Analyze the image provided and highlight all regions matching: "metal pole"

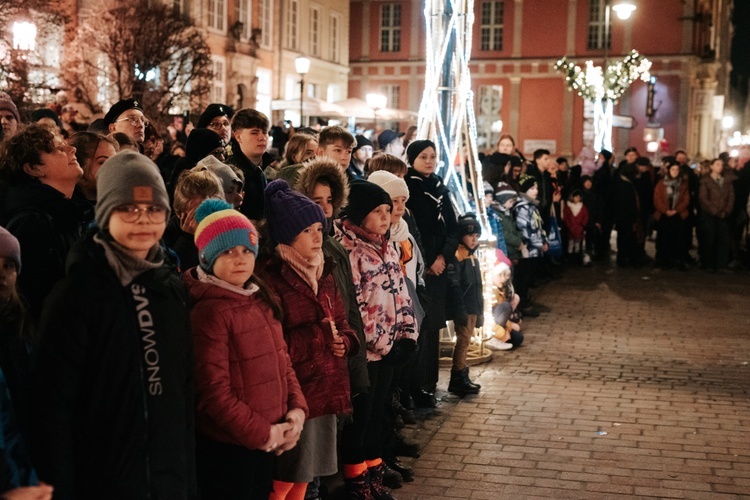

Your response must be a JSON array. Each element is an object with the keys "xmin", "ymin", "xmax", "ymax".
[
  {"xmin": 604, "ymin": 0, "xmax": 610, "ymax": 68},
  {"xmin": 300, "ymin": 77, "xmax": 305, "ymax": 127}
]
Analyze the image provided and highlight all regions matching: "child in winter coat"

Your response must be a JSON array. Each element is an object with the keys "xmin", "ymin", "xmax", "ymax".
[
  {"xmin": 0, "ymin": 227, "xmax": 53, "ymax": 500},
  {"xmin": 489, "ymin": 262, "xmax": 523, "ymax": 350},
  {"xmin": 183, "ymin": 199, "xmax": 308, "ymax": 499},
  {"xmin": 493, "ymin": 183, "xmax": 525, "ymax": 265},
  {"xmin": 31, "ymin": 150, "xmax": 197, "ymax": 500},
  {"xmin": 163, "ymin": 168, "xmax": 223, "ymax": 272},
  {"xmin": 513, "ymin": 175, "xmax": 548, "ymax": 317},
  {"xmin": 260, "ymin": 180, "xmax": 359, "ymax": 500},
  {"xmin": 335, "ymin": 179, "xmax": 418, "ymax": 499},
  {"xmin": 562, "ymin": 189, "xmax": 589, "ymax": 264},
  {"xmin": 447, "ymin": 213, "xmax": 484, "ymax": 395}
]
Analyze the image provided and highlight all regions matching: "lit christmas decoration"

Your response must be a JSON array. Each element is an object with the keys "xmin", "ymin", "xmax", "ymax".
[
  {"xmin": 418, "ymin": 0, "xmax": 495, "ymax": 365},
  {"xmin": 416, "ymin": 0, "xmax": 490, "ymax": 234},
  {"xmin": 555, "ymin": 49, "xmax": 651, "ymax": 151}
]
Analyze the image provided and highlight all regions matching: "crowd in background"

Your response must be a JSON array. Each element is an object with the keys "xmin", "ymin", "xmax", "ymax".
[{"xmin": 0, "ymin": 88, "xmax": 748, "ymax": 500}]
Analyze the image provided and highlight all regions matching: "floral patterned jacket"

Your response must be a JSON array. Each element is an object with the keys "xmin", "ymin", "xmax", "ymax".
[{"xmin": 335, "ymin": 219, "xmax": 418, "ymax": 361}]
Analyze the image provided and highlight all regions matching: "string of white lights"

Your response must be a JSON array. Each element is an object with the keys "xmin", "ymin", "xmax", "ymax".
[{"xmin": 416, "ymin": 0, "xmax": 492, "ymax": 235}]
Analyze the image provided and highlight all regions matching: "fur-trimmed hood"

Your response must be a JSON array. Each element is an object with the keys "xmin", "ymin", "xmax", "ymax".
[{"xmin": 295, "ymin": 158, "xmax": 350, "ymax": 216}]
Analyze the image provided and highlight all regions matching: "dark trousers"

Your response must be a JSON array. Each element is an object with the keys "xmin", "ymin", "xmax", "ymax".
[
  {"xmin": 513, "ymin": 257, "xmax": 539, "ymax": 308},
  {"xmin": 196, "ymin": 434, "xmax": 273, "ymax": 500},
  {"xmin": 655, "ymin": 215, "xmax": 687, "ymax": 267},
  {"xmin": 699, "ymin": 215, "xmax": 730, "ymax": 270}
]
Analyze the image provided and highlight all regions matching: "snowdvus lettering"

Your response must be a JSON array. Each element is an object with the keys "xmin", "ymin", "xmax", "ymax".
[{"xmin": 131, "ymin": 284, "xmax": 163, "ymax": 396}]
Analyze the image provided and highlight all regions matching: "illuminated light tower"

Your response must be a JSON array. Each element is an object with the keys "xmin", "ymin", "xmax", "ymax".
[{"xmin": 416, "ymin": 0, "xmax": 489, "ymax": 232}]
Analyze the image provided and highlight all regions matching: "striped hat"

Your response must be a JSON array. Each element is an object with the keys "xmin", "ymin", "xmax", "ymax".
[{"xmin": 194, "ymin": 198, "xmax": 258, "ymax": 272}]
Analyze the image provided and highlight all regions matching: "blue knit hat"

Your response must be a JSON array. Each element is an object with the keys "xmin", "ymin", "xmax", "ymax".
[
  {"xmin": 194, "ymin": 199, "xmax": 258, "ymax": 272},
  {"xmin": 264, "ymin": 179, "xmax": 326, "ymax": 246}
]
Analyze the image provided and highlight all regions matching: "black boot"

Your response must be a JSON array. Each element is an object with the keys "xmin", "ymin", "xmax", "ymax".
[
  {"xmin": 463, "ymin": 366, "xmax": 481, "ymax": 390},
  {"xmin": 448, "ymin": 368, "xmax": 480, "ymax": 395},
  {"xmin": 384, "ymin": 455, "xmax": 414, "ymax": 482},
  {"xmin": 381, "ymin": 463, "xmax": 403, "ymax": 489},
  {"xmin": 344, "ymin": 469, "xmax": 374, "ymax": 500},
  {"xmin": 368, "ymin": 463, "xmax": 396, "ymax": 499}
]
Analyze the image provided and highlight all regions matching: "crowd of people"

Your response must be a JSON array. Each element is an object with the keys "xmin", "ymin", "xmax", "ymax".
[
  {"xmin": 0, "ymin": 88, "xmax": 748, "ymax": 500},
  {"xmin": 481, "ymin": 134, "xmax": 750, "ymax": 276}
]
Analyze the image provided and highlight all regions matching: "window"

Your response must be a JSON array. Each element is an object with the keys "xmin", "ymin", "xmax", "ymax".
[
  {"xmin": 380, "ymin": 4, "xmax": 401, "ymax": 52},
  {"xmin": 260, "ymin": 0, "xmax": 273, "ymax": 48},
  {"xmin": 480, "ymin": 1, "xmax": 503, "ymax": 51},
  {"xmin": 208, "ymin": 0, "xmax": 226, "ymax": 32},
  {"xmin": 236, "ymin": 0, "xmax": 251, "ymax": 39},
  {"xmin": 587, "ymin": 0, "xmax": 611, "ymax": 50},
  {"xmin": 286, "ymin": 0, "xmax": 299, "ymax": 50},
  {"xmin": 381, "ymin": 84, "xmax": 400, "ymax": 109},
  {"xmin": 212, "ymin": 56, "xmax": 226, "ymax": 103},
  {"xmin": 310, "ymin": 7, "xmax": 320, "ymax": 56},
  {"xmin": 330, "ymin": 14, "xmax": 340, "ymax": 63},
  {"xmin": 256, "ymin": 68, "xmax": 272, "ymax": 119},
  {"xmin": 173, "ymin": 0, "xmax": 189, "ymax": 17}
]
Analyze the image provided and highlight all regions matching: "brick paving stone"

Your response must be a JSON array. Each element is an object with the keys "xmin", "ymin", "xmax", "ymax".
[{"xmin": 392, "ymin": 263, "xmax": 750, "ymax": 499}]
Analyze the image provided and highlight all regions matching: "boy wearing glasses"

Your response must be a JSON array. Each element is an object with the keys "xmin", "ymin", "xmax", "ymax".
[
  {"xmin": 104, "ymin": 99, "xmax": 149, "ymax": 144},
  {"xmin": 32, "ymin": 150, "xmax": 197, "ymax": 499}
]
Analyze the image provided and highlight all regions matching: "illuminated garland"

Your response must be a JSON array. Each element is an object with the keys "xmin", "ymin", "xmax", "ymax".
[{"xmin": 554, "ymin": 49, "xmax": 651, "ymax": 102}]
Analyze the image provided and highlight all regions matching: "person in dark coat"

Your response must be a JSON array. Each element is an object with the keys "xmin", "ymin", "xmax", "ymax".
[
  {"xmin": 404, "ymin": 140, "xmax": 459, "ymax": 406},
  {"xmin": 653, "ymin": 159, "xmax": 690, "ymax": 269},
  {"xmin": 698, "ymin": 158, "xmax": 735, "ymax": 272},
  {"xmin": 612, "ymin": 163, "xmax": 645, "ymax": 267},
  {"xmin": 0, "ymin": 125, "xmax": 89, "ymax": 319},
  {"xmin": 580, "ymin": 175, "xmax": 602, "ymax": 262},
  {"xmin": 30, "ymin": 151, "xmax": 197, "ymax": 500},
  {"xmin": 592, "ymin": 149, "xmax": 616, "ymax": 258},
  {"xmin": 226, "ymin": 109, "xmax": 274, "ymax": 221},
  {"xmin": 446, "ymin": 213, "xmax": 483, "ymax": 396}
]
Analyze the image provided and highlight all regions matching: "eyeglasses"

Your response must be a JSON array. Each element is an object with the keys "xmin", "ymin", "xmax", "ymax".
[
  {"xmin": 208, "ymin": 120, "xmax": 231, "ymax": 130},
  {"xmin": 113, "ymin": 205, "xmax": 167, "ymax": 223},
  {"xmin": 114, "ymin": 116, "xmax": 149, "ymax": 128}
]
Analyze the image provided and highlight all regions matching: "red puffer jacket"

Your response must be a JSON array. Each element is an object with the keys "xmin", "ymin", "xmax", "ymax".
[
  {"xmin": 184, "ymin": 269, "xmax": 308, "ymax": 450},
  {"xmin": 259, "ymin": 256, "xmax": 358, "ymax": 419}
]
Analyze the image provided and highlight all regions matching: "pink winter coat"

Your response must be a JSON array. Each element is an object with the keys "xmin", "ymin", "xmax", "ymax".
[{"xmin": 335, "ymin": 219, "xmax": 418, "ymax": 361}]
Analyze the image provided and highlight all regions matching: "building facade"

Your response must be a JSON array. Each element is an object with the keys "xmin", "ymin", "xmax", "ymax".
[{"xmin": 349, "ymin": 0, "xmax": 734, "ymax": 160}]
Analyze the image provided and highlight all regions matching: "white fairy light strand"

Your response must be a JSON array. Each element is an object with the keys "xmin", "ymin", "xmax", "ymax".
[
  {"xmin": 554, "ymin": 49, "xmax": 652, "ymax": 102},
  {"xmin": 416, "ymin": 0, "xmax": 492, "ymax": 235}
]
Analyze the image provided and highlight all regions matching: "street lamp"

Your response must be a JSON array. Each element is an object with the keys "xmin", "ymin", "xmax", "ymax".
[
  {"xmin": 366, "ymin": 93, "xmax": 387, "ymax": 133},
  {"xmin": 295, "ymin": 56, "xmax": 310, "ymax": 127},
  {"xmin": 603, "ymin": 1, "xmax": 636, "ymax": 66}
]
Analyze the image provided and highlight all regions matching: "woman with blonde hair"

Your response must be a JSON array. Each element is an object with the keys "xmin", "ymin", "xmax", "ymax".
[{"xmin": 277, "ymin": 133, "xmax": 319, "ymax": 170}]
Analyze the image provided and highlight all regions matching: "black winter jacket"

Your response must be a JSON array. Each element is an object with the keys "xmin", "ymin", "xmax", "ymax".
[
  {"xmin": 1, "ymin": 183, "xmax": 89, "ymax": 318},
  {"xmin": 31, "ymin": 231, "xmax": 197, "ymax": 500},
  {"xmin": 226, "ymin": 147, "xmax": 272, "ymax": 221}
]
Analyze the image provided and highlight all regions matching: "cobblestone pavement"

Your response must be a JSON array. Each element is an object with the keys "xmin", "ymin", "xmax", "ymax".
[{"xmin": 396, "ymin": 264, "xmax": 750, "ymax": 499}]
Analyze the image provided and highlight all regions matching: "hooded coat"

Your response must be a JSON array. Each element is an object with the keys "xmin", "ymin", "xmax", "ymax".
[
  {"xmin": 31, "ymin": 230, "xmax": 197, "ymax": 500},
  {"xmin": 294, "ymin": 160, "xmax": 369, "ymax": 394},
  {"xmin": 183, "ymin": 269, "xmax": 308, "ymax": 450}
]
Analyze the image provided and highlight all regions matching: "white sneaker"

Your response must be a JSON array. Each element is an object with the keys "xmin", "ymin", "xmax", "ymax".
[
  {"xmin": 485, "ymin": 337, "xmax": 514, "ymax": 351},
  {"xmin": 583, "ymin": 253, "xmax": 592, "ymax": 266}
]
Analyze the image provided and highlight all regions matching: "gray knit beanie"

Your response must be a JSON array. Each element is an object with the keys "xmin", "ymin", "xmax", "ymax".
[
  {"xmin": 194, "ymin": 155, "xmax": 243, "ymax": 192},
  {"xmin": 95, "ymin": 150, "xmax": 170, "ymax": 229},
  {"xmin": 0, "ymin": 92, "xmax": 20, "ymax": 124}
]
